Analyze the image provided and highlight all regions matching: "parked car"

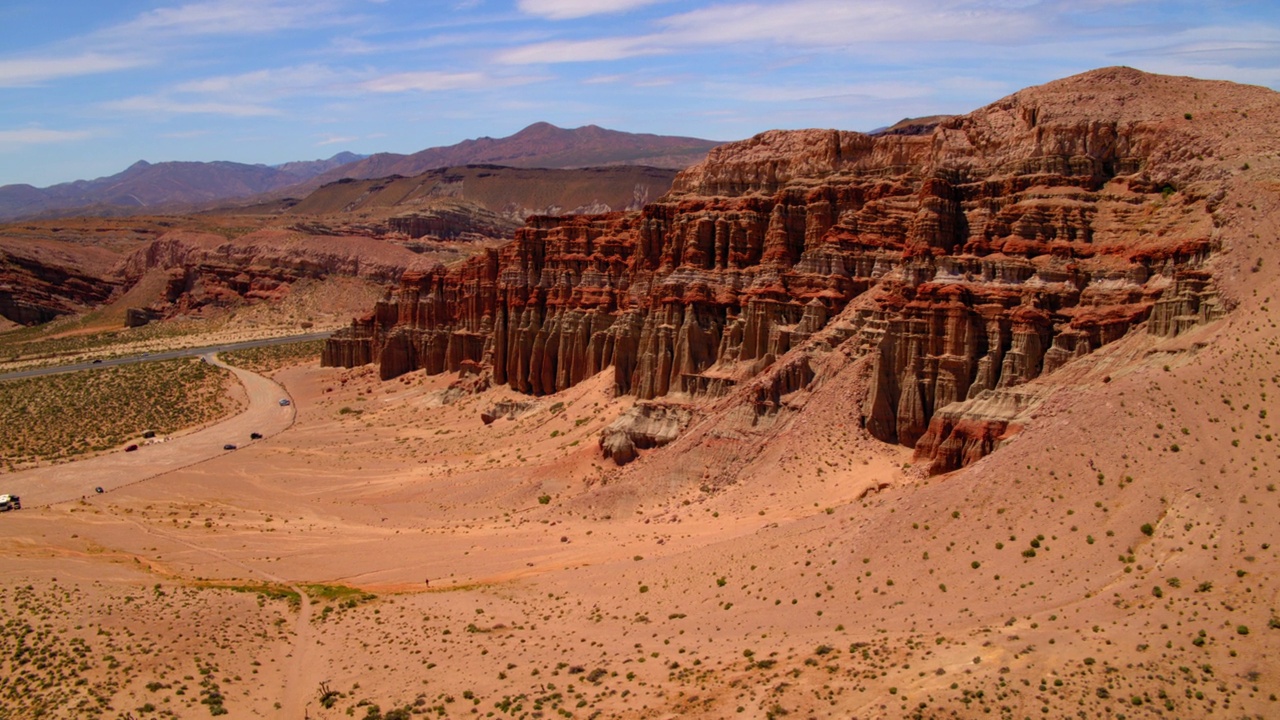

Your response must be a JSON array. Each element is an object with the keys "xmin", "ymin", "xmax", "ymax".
[
  {"xmin": 223, "ymin": 444, "xmax": 237, "ymax": 451},
  {"xmin": 125, "ymin": 444, "xmax": 139, "ymax": 452},
  {"xmin": 279, "ymin": 398, "xmax": 291, "ymax": 406},
  {"xmin": 0, "ymin": 494, "xmax": 21, "ymax": 511},
  {"xmin": 250, "ymin": 432, "xmax": 263, "ymax": 440},
  {"xmin": 142, "ymin": 430, "xmax": 156, "ymax": 439}
]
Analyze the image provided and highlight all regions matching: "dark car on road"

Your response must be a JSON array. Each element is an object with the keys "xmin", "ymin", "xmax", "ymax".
[
  {"xmin": 250, "ymin": 432, "xmax": 262, "ymax": 440},
  {"xmin": 125, "ymin": 444, "xmax": 139, "ymax": 452},
  {"xmin": 223, "ymin": 444, "xmax": 237, "ymax": 451}
]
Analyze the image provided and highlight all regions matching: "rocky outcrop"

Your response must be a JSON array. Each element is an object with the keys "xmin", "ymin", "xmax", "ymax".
[
  {"xmin": 327, "ymin": 68, "xmax": 1263, "ymax": 470},
  {"xmin": 388, "ymin": 207, "xmax": 516, "ymax": 241},
  {"xmin": 1147, "ymin": 270, "xmax": 1225, "ymax": 337},
  {"xmin": 120, "ymin": 230, "xmax": 426, "ymax": 318},
  {"xmin": 0, "ymin": 244, "xmax": 119, "ymax": 325},
  {"xmin": 480, "ymin": 400, "xmax": 537, "ymax": 425},
  {"xmin": 599, "ymin": 403, "xmax": 693, "ymax": 465},
  {"xmin": 124, "ymin": 307, "xmax": 164, "ymax": 327},
  {"xmin": 911, "ymin": 389, "xmax": 1039, "ymax": 475}
]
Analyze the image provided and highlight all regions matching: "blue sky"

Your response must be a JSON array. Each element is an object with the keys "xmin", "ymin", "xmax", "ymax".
[{"xmin": 0, "ymin": 0, "xmax": 1276, "ymax": 187}]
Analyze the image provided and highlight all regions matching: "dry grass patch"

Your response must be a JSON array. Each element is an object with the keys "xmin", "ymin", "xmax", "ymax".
[
  {"xmin": 0, "ymin": 358, "xmax": 240, "ymax": 470},
  {"xmin": 219, "ymin": 339, "xmax": 323, "ymax": 374}
]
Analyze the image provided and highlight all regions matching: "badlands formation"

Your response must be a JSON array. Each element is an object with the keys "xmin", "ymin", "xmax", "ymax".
[{"xmin": 3, "ymin": 67, "xmax": 1280, "ymax": 719}]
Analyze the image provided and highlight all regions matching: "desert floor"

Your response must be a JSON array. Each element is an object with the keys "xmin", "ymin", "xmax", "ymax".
[{"xmin": 2, "ymin": 312, "xmax": 1279, "ymax": 720}]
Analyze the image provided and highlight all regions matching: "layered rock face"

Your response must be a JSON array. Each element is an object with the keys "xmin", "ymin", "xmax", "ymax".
[
  {"xmin": 120, "ymin": 230, "xmax": 426, "ymax": 317},
  {"xmin": 0, "ymin": 244, "xmax": 119, "ymax": 325},
  {"xmin": 599, "ymin": 403, "xmax": 693, "ymax": 465},
  {"xmin": 326, "ymin": 68, "xmax": 1261, "ymax": 470},
  {"xmin": 387, "ymin": 208, "xmax": 516, "ymax": 241}
]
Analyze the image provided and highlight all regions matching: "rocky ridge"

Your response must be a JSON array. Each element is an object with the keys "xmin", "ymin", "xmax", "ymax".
[
  {"xmin": 119, "ymin": 230, "xmax": 430, "ymax": 319},
  {"xmin": 325, "ymin": 68, "xmax": 1273, "ymax": 470},
  {"xmin": 0, "ymin": 242, "xmax": 120, "ymax": 325}
]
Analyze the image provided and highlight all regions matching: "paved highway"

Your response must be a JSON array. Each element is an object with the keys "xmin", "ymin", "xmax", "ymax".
[{"xmin": 0, "ymin": 330, "xmax": 333, "ymax": 382}]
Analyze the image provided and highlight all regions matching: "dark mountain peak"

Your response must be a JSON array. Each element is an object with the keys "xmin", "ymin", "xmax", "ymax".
[{"xmin": 516, "ymin": 121, "xmax": 562, "ymax": 134}]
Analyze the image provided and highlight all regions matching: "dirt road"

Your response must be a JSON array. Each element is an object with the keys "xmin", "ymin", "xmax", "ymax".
[{"xmin": 2, "ymin": 354, "xmax": 295, "ymax": 507}]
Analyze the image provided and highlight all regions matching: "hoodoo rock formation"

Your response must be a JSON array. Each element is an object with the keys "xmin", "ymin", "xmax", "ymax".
[{"xmin": 326, "ymin": 68, "xmax": 1268, "ymax": 470}]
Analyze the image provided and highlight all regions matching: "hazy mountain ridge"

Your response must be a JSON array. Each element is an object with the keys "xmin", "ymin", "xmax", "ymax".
[
  {"xmin": 0, "ymin": 124, "xmax": 720, "ymax": 220},
  {"xmin": 0, "ymin": 154, "xmax": 359, "ymax": 220},
  {"xmin": 309, "ymin": 123, "xmax": 720, "ymax": 188}
]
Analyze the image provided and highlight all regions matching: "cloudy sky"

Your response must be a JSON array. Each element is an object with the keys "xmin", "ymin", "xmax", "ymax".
[{"xmin": 0, "ymin": 0, "xmax": 1276, "ymax": 187}]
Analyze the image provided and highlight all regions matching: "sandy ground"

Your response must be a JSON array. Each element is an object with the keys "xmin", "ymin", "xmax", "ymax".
[{"xmin": 4, "ymin": 303, "xmax": 1277, "ymax": 719}]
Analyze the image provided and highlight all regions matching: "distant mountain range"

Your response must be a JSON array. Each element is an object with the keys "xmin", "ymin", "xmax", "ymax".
[
  {"xmin": 305, "ymin": 122, "xmax": 720, "ymax": 187},
  {"xmin": 0, "ymin": 124, "xmax": 722, "ymax": 220},
  {"xmin": 0, "ymin": 153, "xmax": 364, "ymax": 220}
]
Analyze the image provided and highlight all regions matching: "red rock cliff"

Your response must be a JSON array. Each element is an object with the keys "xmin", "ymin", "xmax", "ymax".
[
  {"xmin": 119, "ymin": 229, "xmax": 428, "ymax": 317},
  {"xmin": 326, "ymin": 67, "xmax": 1270, "ymax": 469}
]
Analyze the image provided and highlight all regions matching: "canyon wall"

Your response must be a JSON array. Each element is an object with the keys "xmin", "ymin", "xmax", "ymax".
[
  {"xmin": 325, "ymin": 67, "xmax": 1258, "ymax": 470},
  {"xmin": 0, "ymin": 248, "xmax": 119, "ymax": 325},
  {"xmin": 119, "ymin": 229, "xmax": 427, "ymax": 317}
]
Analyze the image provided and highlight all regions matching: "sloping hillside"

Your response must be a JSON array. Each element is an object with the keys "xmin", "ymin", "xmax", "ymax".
[{"xmin": 287, "ymin": 164, "xmax": 678, "ymax": 222}]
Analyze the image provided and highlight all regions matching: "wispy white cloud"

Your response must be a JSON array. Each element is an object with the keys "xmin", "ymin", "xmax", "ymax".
[
  {"xmin": 327, "ymin": 30, "xmax": 519, "ymax": 56},
  {"xmin": 101, "ymin": 63, "xmax": 394, "ymax": 121},
  {"xmin": 0, "ymin": 1, "xmax": 349, "ymax": 91},
  {"xmin": 175, "ymin": 64, "xmax": 355, "ymax": 96},
  {"xmin": 106, "ymin": 0, "xmax": 345, "ymax": 38},
  {"xmin": 103, "ymin": 95, "xmax": 282, "ymax": 117},
  {"xmin": 0, "ymin": 128, "xmax": 94, "ymax": 146},
  {"xmin": 657, "ymin": 0, "xmax": 1043, "ymax": 45},
  {"xmin": 497, "ymin": 36, "xmax": 664, "ymax": 64},
  {"xmin": 362, "ymin": 70, "xmax": 488, "ymax": 92},
  {"xmin": 517, "ymin": 0, "xmax": 671, "ymax": 20},
  {"xmin": 316, "ymin": 134, "xmax": 360, "ymax": 146},
  {"xmin": 498, "ymin": 0, "xmax": 1050, "ymax": 65},
  {"xmin": 714, "ymin": 80, "xmax": 935, "ymax": 103},
  {"xmin": 1112, "ymin": 27, "xmax": 1280, "ymax": 67},
  {"xmin": 0, "ymin": 53, "xmax": 148, "ymax": 87}
]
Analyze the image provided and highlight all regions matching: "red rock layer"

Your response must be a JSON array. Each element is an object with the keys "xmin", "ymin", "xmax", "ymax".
[
  {"xmin": 326, "ymin": 67, "xmax": 1265, "ymax": 469},
  {"xmin": 120, "ymin": 229, "xmax": 426, "ymax": 317},
  {"xmin": 0, "ymin": 243, "xmax": 119, "ymax": 325}
]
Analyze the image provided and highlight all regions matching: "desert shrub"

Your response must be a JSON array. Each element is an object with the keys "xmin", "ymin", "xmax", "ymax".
[
  {"xmin": 219, "ymin": 339, "xmax": 324, "ymax": 374},
  {"xmin": 0, "ymin": 359, "xmax": 238, "ymax": 469}
]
